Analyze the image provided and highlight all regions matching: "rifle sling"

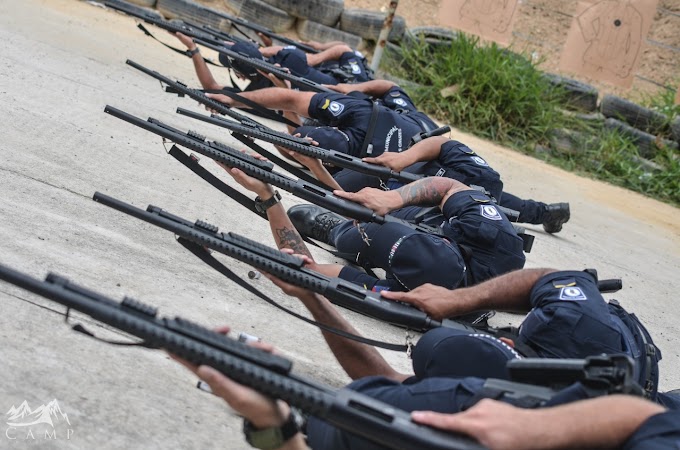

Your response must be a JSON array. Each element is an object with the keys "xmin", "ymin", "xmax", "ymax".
[
  {"xmin": 359, "ymin": 102, "xmax": 380, "ymax": 157},
  {"xmin": 136, "ymin": 23, "xmax": 221, "ymax": 67},
  {"xmin": 167, "ymin": 146, "xmax": 362, "ymax": 261},
  {"xmin": 201, "ymin": 89, "xmax": 300, "ymax": 128},
  {"xmin": 177, "ymin": 238, "xmax": 408, "ymax": 352}
]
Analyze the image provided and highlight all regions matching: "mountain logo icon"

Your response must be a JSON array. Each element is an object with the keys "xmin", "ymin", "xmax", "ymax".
[{"xmin": 6, "ymin": 400, "xmax": 71, "ymax": 428}]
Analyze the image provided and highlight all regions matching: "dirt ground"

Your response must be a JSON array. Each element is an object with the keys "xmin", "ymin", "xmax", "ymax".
[
  {"xmin": 0, "ymin": 0, "xmax": 679, "ymax": 448},
  {"xmin": 346, "ymin": 0, "xmax": 680, "ymax": 99}
]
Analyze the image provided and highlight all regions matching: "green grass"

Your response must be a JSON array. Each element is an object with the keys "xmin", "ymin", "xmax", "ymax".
[{"xmin": 382, "ymin": 34, "xmax": 680, "ymax": 206}]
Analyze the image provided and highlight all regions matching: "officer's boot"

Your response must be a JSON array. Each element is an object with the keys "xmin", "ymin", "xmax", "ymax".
[
  {"xmin": 287, "ymin": 204, "xmax": 346, "ymax": 246},
  {"xmin": 542, "ymin": 203, "xmax": 570, "ymax": 234}
]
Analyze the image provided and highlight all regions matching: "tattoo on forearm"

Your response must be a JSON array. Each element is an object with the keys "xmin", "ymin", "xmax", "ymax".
[
  {"xmin": 397, "ymin": 178, "xmax": 452, "ymax": 207},
  {"xmin": 275, "ymin": 226, "xmax": 313, "ymax": 258}
]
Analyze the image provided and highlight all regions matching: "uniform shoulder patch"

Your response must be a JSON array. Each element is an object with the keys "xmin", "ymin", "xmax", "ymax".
[
  {"xmin": 328, "ymin": 101, "xmax": 344, "ymax": 116},
  {"xmin": 321, "ymin": 99, "xmax": 331, "ymax": 110},
  {"xmin": 559, "ymin": 286, "xmax": 588, "ymax": 301},
  {"xmin": 389, "ymin": 91, "xmax": 401, "ymax": 97},
  {"xmin": 480, "ymin": 204, "xmax": 502, "ymax": 220},
  {"xmin": 471, "ymin": 156, "xmax": 488, "ymax": 166}
]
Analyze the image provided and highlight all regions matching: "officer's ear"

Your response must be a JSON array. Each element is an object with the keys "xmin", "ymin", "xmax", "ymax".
[{"xmin": 499, "ymin": 337, "xmax": 515, "ymax": 348}]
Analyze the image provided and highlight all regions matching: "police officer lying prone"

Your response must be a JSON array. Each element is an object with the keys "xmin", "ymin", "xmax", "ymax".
[
  {"xmin": 220, "ymin": 160, "xmax": 678, "ymax": 415},
  {"xmin": 222, "ymin": 158, "xmax": 525, "ymax": 319},
  {"xmin": 205, "ymin": 84, "xmax": 571, "ymax": 234},
  {"xmin": 174, "ymin": 356, "xmax": 678, "ymax": 450}
]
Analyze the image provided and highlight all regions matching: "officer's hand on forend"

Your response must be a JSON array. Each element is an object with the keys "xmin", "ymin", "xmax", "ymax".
[
  {"xmin": 380, "ymin": 283, "xmax": 456, "ymax": 321},
  {"xmin": 263, "ymin": 251, "xmax": 322, "ymax": 304},
  {"xmin": 170, "ymin": 331, "xmax": 291, "ymax": 429},
  {"xmin": 216, "ymin": 158, "xmax": 274, "ymax": 199},
  {"xmin": 173, "ymin": 31, "xmax": 196, "ymax": 50},
  {"xmin": 412, "ymin": 399, "xmax": 535, "ymax": 450},
  {"xmin": 205, "ymin": 93, "xmax": 236, "ymax": 108},
  {"xmin": 333, "ymin": 188, "xmax": 401, "ymax": 216},
  {"xmin": 363, "ymin": 152, "xmax": 409, "ymax": 172}
]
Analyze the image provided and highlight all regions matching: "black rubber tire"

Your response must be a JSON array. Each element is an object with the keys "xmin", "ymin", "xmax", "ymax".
[
  {"xmin": 260, "ymin": 0, "xmax": 344, "ymax": 26},
  {"xmin": 339, "ymin": 8, "xmax": 406, "ymax": 42},
  {"xmin": 604, "ymin": 118, "xmax": 660, "ymax": 159},
  {"xmin": 223, "ymin": 0, "xmax": 295, "ymax": 33},
  {"xmin": 404, "ymin": 26, "xmax": 457, "ymax": 48},
  {"xmin": 107, "ymin": 0, "xmax": 162, "ymax": 18},
  {"xmin": 548, "ymin": 128, "xmax": 588, "ymax": 155},
  {"xmin": 156, "ymin": 0, "xmax": 224, "ymax": 28},
  {"xmin": 542, "ymin": 73, "xmax": 598, "ymax": 112},
  {"xmin": 600, "ymin": 94, "xmax": 669, "ymax": 135},
  {"xmin": 296, "ymin": 19, "xmax": 363, "ymax": 50},
  {"xmin": 671, "ymin": 116, "xmax": 680, "ymax": 143}
]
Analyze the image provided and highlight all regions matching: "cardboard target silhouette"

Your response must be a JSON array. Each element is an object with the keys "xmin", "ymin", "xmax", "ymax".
[
  {"xmin": 438, "ymin": 0, "xmax": 519, "ymax": 45},
  {"xmin": 559, "ymin": 0, "xmax": 658, "ymax": 89}
]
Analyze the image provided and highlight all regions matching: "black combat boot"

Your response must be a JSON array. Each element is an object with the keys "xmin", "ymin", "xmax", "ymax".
[
  {"xmin": 542, "ymin": 203, "xmax": 570, "ymax": 234},
  {"xmin": 287, "ymin": 204, "xmax": 346, "ymax": 245}
]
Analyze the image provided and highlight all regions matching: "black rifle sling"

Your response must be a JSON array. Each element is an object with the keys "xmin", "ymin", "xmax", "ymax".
[
  {"xmin": 136, "ymin": 23, "xmax": 221, "ymax": 67},
  {"xmin": 177, "ymin": 238, "xmax": 408, "ymax": 352},
  {"xmin": 201, "ymin": 89, "xmax": 300, "ymax": 128},
  {"xmin": 167, "ymin": 146, "xmax": 361, "ymax": 261},
  {"xmin": 168, "ymin": 146, "xmax": 265, "ymax": 218},
  {"xmin": 359, "ymin": 102, "xmax": 380, "ymax": 157}
]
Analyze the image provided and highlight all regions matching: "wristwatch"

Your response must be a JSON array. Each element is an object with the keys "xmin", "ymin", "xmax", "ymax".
[
  {"xmin": 187, "ymin": 47, "xmax": 200, "ymax": 57},
  {"xmin": 243, "ymin": 410, "xmax": 300, "ymax": 450},
  {"xmin": 254, "ymin": 191, "xmax": 282, "ymax": 213}
]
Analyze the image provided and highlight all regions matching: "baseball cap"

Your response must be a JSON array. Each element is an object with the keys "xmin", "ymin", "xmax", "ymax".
[
  {"xmin": 219, "ymin": 41, "xmax": 263, "ymax": 79},
  {"xmin": 412, "ymin": 327, "xmax": 522, "ymax": 380},
  {"xmin": 363, "ymin": 222, "xmax": 467, "ymax": 291},
  {"xmin": 293, "ymin": 126, "xmax": 350, "ymax": 154}
]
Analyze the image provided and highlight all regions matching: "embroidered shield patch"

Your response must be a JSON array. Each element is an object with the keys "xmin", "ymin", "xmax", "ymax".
[
  {"xmin": 480, "ymin": 205, "xmax": 502, "ymax": 221},
  {"xmin": 559, "ymin": 286, "xmax": 588, "ymax": 301}
]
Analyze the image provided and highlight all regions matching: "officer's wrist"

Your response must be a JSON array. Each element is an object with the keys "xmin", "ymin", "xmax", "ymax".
[{"xmin": 256, "ymin": 187, "xmax": 276, "ymax": 202}]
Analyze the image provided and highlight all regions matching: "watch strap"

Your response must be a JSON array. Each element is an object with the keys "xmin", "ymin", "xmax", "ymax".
[
  {"xmin": 254, "ymin": 191, "xmax": 282, "ymax": 213},
  {"xmin": 243, "ymin": 410, "xmax": 299, "ymax": 450},
  {"xmin": 187, "ymin": 47, "xmax": 200, "ymax": 57}
]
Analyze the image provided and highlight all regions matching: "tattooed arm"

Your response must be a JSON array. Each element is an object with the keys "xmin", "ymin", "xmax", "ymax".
[{"xmin": 333, "ymin": 177, "xmax": 471, "ymax": 216}]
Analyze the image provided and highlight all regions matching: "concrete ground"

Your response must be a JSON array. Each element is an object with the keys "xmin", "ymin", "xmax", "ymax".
[{"xmin": 0, "ymin": 0, "xmax": 678, "ymax": 448}]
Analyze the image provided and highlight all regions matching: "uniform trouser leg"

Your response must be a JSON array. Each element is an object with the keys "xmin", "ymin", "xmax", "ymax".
[{"xmin": 499, "ymin": 191, "xmax": 547, "ymax": 224}]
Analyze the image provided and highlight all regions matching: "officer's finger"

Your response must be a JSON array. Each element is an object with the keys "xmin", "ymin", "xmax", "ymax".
[
  {"xmin": 333, "ymin": 190, "xmax": 356, "ymax": 200},
  {"xmin": 411, "ymin": 411, "xmax": 473, "ymax": 435},
  {"xmin": 362, "ymin": 157, "xmax": 379, "ymax": 164},
  {"xmin": 380, "ymin": 290, "xmax": 416, "ymax": 304}
]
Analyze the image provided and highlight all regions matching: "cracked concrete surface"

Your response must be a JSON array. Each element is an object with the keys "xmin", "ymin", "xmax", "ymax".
[{"xmin": 0, "ymin": 0, "xmax": 679, "ymax": 448}]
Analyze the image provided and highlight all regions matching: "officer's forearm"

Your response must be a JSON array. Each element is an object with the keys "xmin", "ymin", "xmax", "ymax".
[
  {"xmin": 300, "ymin": 293, "xmax": 408, "ymax": 381},
  {"xmin": 394, "ymin": 177, "xmax": 457, "ymax": 208},
  {"xmin": 237, "ymin": 88, "xmax": 315, "ymax": 117},
  {"xmin": 191, "ymin": 50, "xmax": 222, "ymax": 91},
  {"xmin": 523, "ymin": 395, "xmax": 665, "ymax": 449},
  {"xmin": 454, "ymin": 268, "xmax": 557, "ymax": 313},
  {"xmin": 266, "ymin": 202, "xmax": 314, "ymax": 260},
  {"xmin": 404, "ymin": 136, "xmax": 449, "ymax": 164},
  {"xmin": 345, "ymin": 79, "xmax": 396, "ymax": 96}
]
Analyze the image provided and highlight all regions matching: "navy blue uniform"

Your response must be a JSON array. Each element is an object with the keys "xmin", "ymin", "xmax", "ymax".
[
  {"xmin": 379, "ymin": 86, "xmax": 438, "ymax": 132},
  {"xmin": 333, "ymin": 190, "xmax": 526, "ymax": 291},
  {"xmin": 622, "ymin": 411, "xmax": 680, "ymax": 450},
  {"xmin": 316, "ymin": 50, "xmax": 373, "ymax": 83},
  {"xmin": 307, "ymin": 93, "xmax": 426, "ymax": 158},
  {"xmin": 268, "ymin": 47, "xmax": 339, "ymax": 86},
  {"xmin": 306, "ymin": 270, "xmax": 669, "ymax": 449}
]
